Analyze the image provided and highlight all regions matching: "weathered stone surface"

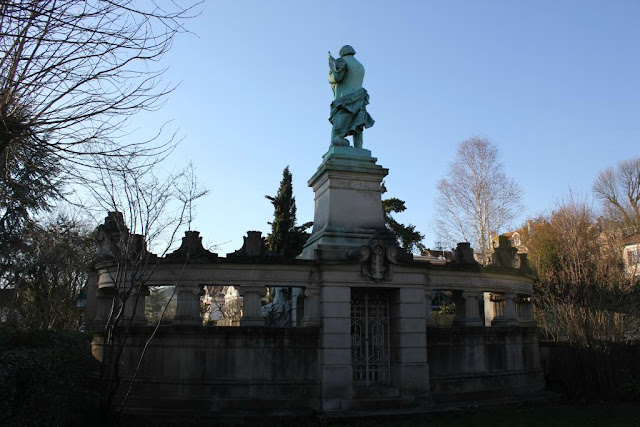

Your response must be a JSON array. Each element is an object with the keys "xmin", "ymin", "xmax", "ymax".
[
  {"xmin": 453, "ymin": 242, "xmax": 476, "ymax": 265},
  {"xmin": 227, "ymin": 231, "xmax": 273, "ymax": 258},
  {"xmin": 492, "ymin": 235, "xmax": 518, "ymax": 269},
  {"xmin": 427, "ymin": 327, "xmax": 544, "ymax": 402},
  {"xmin": 164, "ymin": 231, "xmax": 218, "ymax": 263},
  {"xmin": 93, "ymin": 327, "xmax": 321, "ymax": 412},
  {"xmin": 299, "ymin": 149, "xmax": 389, "ymax": 260}
]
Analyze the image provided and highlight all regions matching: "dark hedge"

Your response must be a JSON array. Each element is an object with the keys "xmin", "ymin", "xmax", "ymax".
[{"xmin": 0, "ymin": 328, "xmax": 94, "ymax": 426}]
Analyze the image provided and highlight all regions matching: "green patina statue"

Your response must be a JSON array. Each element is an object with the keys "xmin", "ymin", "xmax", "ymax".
[{"xmin": 328, "ymin": 45, "xmax": 374, "ymax": 148}]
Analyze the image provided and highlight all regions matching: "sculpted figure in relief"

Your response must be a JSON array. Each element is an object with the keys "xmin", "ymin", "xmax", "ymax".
[
  {"xmin": 328, "ymin": 45, "xmax": 374, "ymax": 148},
  {"xmin": 262, "ymin": 287, "xmax": 292, "ymax": 327}
]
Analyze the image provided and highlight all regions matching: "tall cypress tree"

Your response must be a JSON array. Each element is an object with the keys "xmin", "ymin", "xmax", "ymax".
[{"xmin": 265, "ymin": 166, "xmax": 312, "ymax": 258}]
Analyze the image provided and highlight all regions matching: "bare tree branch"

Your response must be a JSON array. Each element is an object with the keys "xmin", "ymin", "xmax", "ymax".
[{"xmin": 593, "ymin": 156, "xmax": 640, "ymax": 234}]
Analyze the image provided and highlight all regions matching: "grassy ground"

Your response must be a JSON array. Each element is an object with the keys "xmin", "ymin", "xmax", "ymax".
[
  {"xmin": 117, "ymin": 402, "xmax": 640, "ymax": 426},
  {"xmin": 327, "ymin": 403, "xmax": 640, "ymax": 427}
]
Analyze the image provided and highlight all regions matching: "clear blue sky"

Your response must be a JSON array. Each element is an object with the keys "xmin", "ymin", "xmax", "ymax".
[{"xmin": 139, "ymin": 1, "xmax": 640, "ymax": 254}]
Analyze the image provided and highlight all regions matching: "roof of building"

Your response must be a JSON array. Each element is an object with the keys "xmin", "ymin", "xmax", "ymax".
[{"xmin": 622, "ymin": 232, "xmax": 640, "ymax": 245}]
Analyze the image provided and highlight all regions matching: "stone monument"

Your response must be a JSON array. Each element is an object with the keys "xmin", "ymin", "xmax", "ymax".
[{"xmin": 85, "ymin": 45, "xmax": 544, "ymax": 416}]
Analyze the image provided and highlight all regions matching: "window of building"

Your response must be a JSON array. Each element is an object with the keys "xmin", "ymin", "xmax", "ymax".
[{"xmin": 628, "ymin": 249, "xmax": 640, "ymax": 265}]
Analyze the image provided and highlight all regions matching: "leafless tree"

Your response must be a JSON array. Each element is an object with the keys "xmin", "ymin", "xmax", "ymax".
[
  {"xmin": 526, "ymin": 195, "xmax": 640, "ymax": 344},
  {"xmin": 87, "ymin": 155, "xmax": 208, "ymax": 414},
  {"xmin": 434, "ymin": 137, "xmax": 523, "ymax": 263},
  {"xmin": 593, "ymin": 156, "xmax": 640, "ymax": 235},
  {"xmin": 0, "ymin": 0, "xmax": 200, "ymax": 302},
  {"xmin": 0, "ymin": 0, "xmax": 200, "ymax": 178}
]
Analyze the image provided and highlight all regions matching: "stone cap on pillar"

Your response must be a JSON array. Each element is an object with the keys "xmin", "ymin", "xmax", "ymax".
[{"xmin": 309, "ymin": 146, "xmax": 387, "ymax": 188}]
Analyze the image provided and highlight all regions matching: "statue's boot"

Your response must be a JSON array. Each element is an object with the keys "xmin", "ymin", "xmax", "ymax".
[
  {"xmin": 331, "ymin": 127, "xmax": 349, "ymax": 146},
  {"xmin": 331, "ymin": 137, "xmax": 349, "ymax": 146},
  {"xmin": 353, "ymin": 132, "xmax": 363, "ymax": 149}
]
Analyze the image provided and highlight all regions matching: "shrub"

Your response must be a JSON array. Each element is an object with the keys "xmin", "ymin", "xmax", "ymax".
[{"xmin": 0, "ymin": 328, "xmax": 94, "ymax": 426}]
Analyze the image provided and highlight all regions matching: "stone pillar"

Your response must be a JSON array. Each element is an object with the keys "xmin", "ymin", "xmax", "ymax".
[
  {"xmin": 94, "ymin": 267, "xmax": 117, "ymax": 330},
  {"xmin": 452, "ymin": 291, "xmax": 484, "ymax": 327},
  {"xmin": 290, "ymin": 287, "xmax": 302, "ymax": 327},
  {"xmin": 174, "ymin": 283, "xmax": 203, "ymax": 326},
  {"xmin": 425, "ymin": 290, "xmax": 435, "ymax": 326},
  {"xmin": 390, "ymin": 287, "xmax": 430, "ymax": 399},
  {"xmin": 320, "ymin": 286, "xmax": 352, "ymax": 410},
  {"xmin": 93, "ymin": 287, "xmax": 114, "ymax": 330},
  {"xmin": 301, "ymin": 287, "xmax": 321, "ymax": 327},
  {"xmin": 86, "ymin": 270, "xmax": 99, "ymax": 331},
  {"xmin": 122, "ymin": 285, "xmax": 149, "ymax": 326},
  {"xmin": 491, "ymin": 292, "xmax": 518, "ymax": 326},
  {"xmin": 239, "ymin": 285, "xmax": 267, "ymax": 326},
  {"xmin": 517, "ymin": 294, "xmax": 536, "ymax": 327}
]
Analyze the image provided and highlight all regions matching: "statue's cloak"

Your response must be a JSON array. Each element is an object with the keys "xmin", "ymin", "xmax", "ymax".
[{"xmin": 329, "ymin": 88, "xmax": 375, "ymax": 136}]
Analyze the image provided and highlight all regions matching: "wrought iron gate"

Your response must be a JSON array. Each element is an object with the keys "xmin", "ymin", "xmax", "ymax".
[{"xmin": 351, "ymin": 289, "xmax": 390, "ymax": 386}]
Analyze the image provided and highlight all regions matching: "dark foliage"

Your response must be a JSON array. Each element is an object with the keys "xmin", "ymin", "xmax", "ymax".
[
  {"xmin": 542, "ymin": 341, "xmax": 640, "ymax": 402},
  {"xmin": 0, "ymin": 329, "xmax": 94, "ymax": 426},
  {"xmin": 14, "ymin": 217, "xmax": 93, "ymax": 330},
  {"xmin": 381, "ymin": 182, "xmax": 425, "ymax": 253},
  {"xmin": 0, "ymin": 101, "xmax": 61, "ymax": 291}
]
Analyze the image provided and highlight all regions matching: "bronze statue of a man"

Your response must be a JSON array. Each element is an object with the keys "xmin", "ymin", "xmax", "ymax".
[{"xmin": 328, "ymin": 45, "xmax": 374, "ymax": 148}]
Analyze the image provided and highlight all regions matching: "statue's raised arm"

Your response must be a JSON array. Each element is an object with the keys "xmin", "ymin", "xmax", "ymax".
[{"xmin": 327, "ymin": 45, "xmax": 374, "ymax": 149}]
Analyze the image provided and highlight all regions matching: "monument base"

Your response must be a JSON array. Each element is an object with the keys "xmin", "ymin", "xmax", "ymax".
[{"xmin": 298, "ymin": 146, "xmax": 390, "ymax": 261}]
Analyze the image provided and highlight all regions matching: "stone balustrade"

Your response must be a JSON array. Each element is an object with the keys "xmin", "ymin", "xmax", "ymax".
[
  {"xmin": 452, "ymin": 291, "xmax": 484, "ymax": 327},
  {"xmin": 427, "ymin": 288, "xmax": 535, "ymax": 328}
]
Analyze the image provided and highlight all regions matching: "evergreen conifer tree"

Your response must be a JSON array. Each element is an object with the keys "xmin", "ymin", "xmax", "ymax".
[
  {"xmin": 381, "ymin": 182, "xmax": 425, "ymax": 254},
  {"xmin": 265, "ymin": 167, "xmax": 312, "ymax": 258}
]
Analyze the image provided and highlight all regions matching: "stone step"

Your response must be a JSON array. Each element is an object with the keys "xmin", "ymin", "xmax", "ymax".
[
  {"xmin": 341, "ymin": 396, "xmax": 415, "ymax": 411},
  {"xmin": 353, "ymin": 386, "xmax": 400, "ymax": 399}
]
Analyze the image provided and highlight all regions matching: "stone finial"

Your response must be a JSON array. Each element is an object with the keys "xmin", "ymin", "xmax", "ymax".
[
  {"xmin": 164, "ymin": 231, "xmax": 218, "ymax": 263},
  {"xmin": 518, "ymin": 253, "xmax": 532, "ymax": 273},
  {"xmin": 227, "ymin": 231, "xmax": 272, "ymax": 258},
  {"xmin": 94, "ymin": 211, "xmax": 129, "ymax": 262},
  {"xmin": 491, "ymin": 235, "xmax": 518, "ymax": 268},
  {"xmin": 453, "ymin": 242, "xmax": 476, "ymax": 264},
  {"xmin": 128, "ymin": 233, "xmax": 157, "ymax": 262}
]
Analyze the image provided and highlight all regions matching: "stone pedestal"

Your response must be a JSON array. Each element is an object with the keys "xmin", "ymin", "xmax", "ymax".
[{"xmin": 299, "ymin": 146, "xmax": 389, "ymax": 261}]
